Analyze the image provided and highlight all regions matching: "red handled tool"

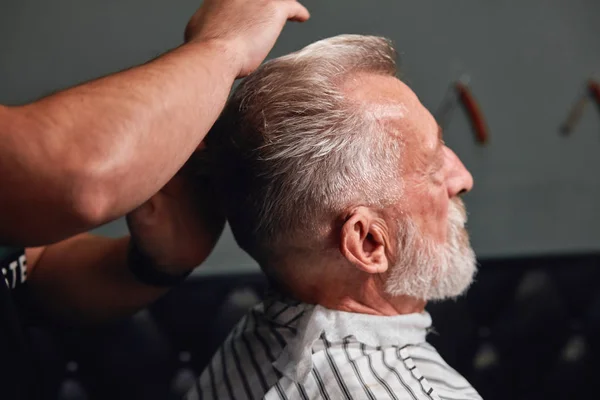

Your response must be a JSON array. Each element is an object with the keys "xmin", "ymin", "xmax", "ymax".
[
  {"xmin": 561, "ymin": 78, "xmax": 600, "ymax": 135},
  {"xmin": 436, "ymin": 75, "xmax": 489, "ymax": 145}
]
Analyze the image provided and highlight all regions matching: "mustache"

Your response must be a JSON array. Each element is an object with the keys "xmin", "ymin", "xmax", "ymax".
[{"xmin": 448, "ymin": 198, "xmax": 467, "ymax": 227}]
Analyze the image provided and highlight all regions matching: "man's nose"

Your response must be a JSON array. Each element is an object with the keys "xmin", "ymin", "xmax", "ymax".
[{"xmin": 445, "ymin": 147, "xmax": 474, "ymax": 197}]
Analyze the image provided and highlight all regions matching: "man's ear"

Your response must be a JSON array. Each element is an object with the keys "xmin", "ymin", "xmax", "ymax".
[{"xmin": 340, "ymin": 207, "xmax": 390, "ymax": 274}]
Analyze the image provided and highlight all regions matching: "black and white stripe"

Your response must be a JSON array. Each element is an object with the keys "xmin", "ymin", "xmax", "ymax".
[
  {"xmin": 362, "ymin": 343, "xmax": 400, "ymax": 400},
  {"xmin": 188, "ymin": 300, "xmax": 483, "ymax": 400}
]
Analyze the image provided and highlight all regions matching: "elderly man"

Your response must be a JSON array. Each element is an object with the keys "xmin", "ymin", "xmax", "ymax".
[{"xmin": 190, "ymin": 35, "xmax": 482, "ymax": 400}]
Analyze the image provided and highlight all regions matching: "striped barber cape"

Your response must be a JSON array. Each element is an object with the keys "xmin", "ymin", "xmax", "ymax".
[{"xmin": 186, "ymin": 294, "xmax": 483, "ymax": 400}]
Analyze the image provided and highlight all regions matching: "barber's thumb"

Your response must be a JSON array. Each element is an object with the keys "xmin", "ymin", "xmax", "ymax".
[{"xmin": 285, "ymin": 2, "xmax": 310, "ymax": 22}]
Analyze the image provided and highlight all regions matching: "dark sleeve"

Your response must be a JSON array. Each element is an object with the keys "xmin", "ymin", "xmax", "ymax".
[
  {"xmin": 0, "ymin": 249, "xmax": 36, "ymax": 399},
  {"xmin": 0, "ymin": 248, "xmax": 27, "ymax": 291}
]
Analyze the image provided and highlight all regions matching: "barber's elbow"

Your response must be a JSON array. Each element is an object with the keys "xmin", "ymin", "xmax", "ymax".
[{"xmin": 68, "ymin": 166, "xmax": 115, "ymax": 228}]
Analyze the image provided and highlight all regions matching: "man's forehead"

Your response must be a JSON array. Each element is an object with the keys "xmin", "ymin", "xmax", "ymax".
[
  {"xmin": 343, "ymin": 73, "xmax": 437, "ymax": 144},
  {"xmin": 342, "ymin": 73, "xmax": 415, "ymax": 109}
]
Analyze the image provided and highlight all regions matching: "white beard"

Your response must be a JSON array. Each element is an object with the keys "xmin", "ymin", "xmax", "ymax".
[{"xmin": 384, "ymin": 198, "xmax": 477, "ymax": 301}]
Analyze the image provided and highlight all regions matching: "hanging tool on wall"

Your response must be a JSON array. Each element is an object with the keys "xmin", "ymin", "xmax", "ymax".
[
  {"xmin": 560, "ymin": 77, "xmax": 600, "ymax": 135},
  {"xmin": 435, "ymin": 74, "xmax": 490, "ymax": 145}
]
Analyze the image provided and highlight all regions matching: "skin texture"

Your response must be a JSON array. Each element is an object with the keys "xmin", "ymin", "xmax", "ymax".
[
  {"xmin": 0, "ymin": 0, "xmax": 309, "ymax": 322},
  {"xmin": 285, "ymin": 73, "xmax": 473, "ymax": 316}
]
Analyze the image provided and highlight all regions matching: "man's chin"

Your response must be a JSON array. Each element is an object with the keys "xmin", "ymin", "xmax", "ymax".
[{"xmin": 427, "ymin": 257, "xmax": 477, "ymax": 301}]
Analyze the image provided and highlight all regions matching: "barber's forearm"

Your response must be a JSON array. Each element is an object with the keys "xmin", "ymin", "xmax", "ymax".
[
  {"xmin": 0, "ymin": 40, "xmax": 236, "ymax": 246},
  {"xmin": 25, "ymin": 234, "xmax": 170, "ymax": 323}
]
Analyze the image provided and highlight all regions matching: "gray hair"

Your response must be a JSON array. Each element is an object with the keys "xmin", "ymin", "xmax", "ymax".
[{"xmin": 208, "ymin": 35, "xmax": 403, "ymax": 263}]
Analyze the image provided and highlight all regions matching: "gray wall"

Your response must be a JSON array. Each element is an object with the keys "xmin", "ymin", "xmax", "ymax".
[{"xmin": 2, "ymin": 0, "xmax": 600, "ymax": 274}]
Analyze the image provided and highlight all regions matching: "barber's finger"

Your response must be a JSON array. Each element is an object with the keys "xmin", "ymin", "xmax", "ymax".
[{"xmin": 281, "ymin": 1, "xmax": 310, "ymax": 23}]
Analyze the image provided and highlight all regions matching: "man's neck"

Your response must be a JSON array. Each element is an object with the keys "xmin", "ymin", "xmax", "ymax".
[
  {"xmin": 289, "ymin": 273, "xmax": 427, "ymax": 316},
  {"xmin": 334, "ymin": 294, "xmax": 426, "ymax": 316}
]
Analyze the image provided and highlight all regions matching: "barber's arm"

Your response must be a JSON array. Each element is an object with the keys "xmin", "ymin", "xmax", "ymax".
[
  {"xmin": 0, "ymin": 0, "xmax": 309, "ymax": 247},
  {"xmin": 23, "ymin": 169, "xmax": 225, "ymax": 323}
]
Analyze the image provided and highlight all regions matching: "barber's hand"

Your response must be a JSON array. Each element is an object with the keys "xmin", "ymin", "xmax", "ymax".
[
  {"xmin": 185, "ymin": 0, "xmax": 310, "ymax": 77},
  {"xmin": 126, "ymin": 171, "xmax": 225, "ymax": 275}
]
